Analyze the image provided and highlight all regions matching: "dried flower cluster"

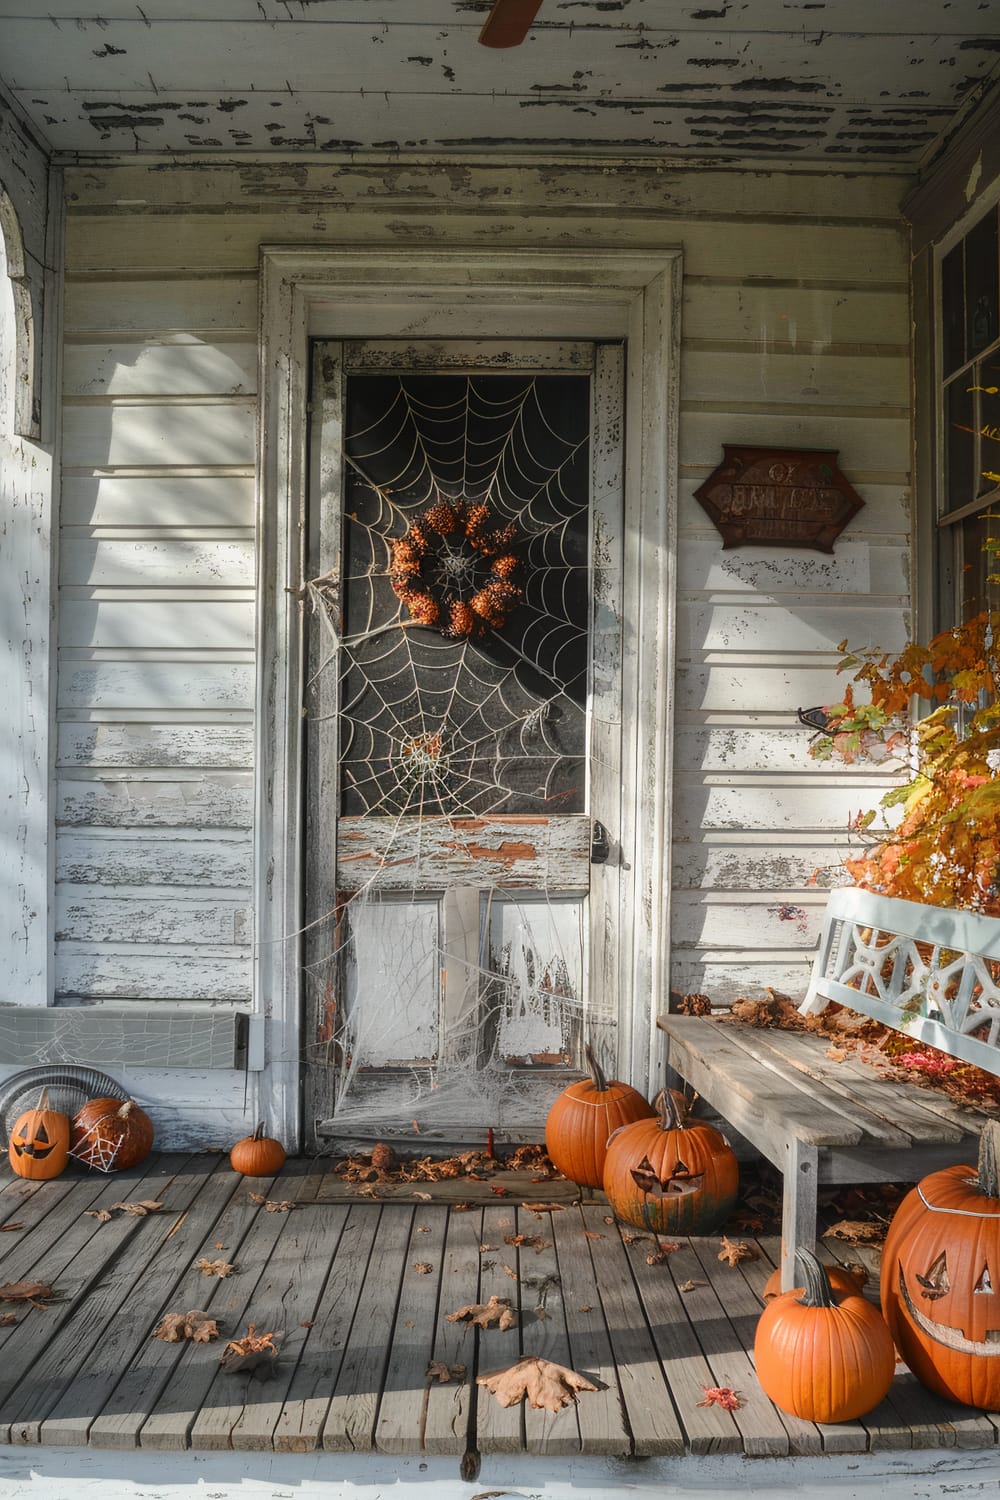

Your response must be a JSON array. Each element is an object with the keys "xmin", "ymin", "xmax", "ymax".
[{"xmin": 389, "ymin": 498, "xmax": 523, "ymax": 637}]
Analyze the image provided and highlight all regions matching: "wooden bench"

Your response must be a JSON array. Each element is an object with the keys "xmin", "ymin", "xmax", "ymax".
[{"xmin": 658, "ymin": 886, "xmax": 1000, "ymax": 1289}]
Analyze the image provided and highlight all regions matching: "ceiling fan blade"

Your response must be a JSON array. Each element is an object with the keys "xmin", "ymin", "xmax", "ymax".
[{"xmin": 478, "ymin": 0, "xmax": 544, "ymax": 48}]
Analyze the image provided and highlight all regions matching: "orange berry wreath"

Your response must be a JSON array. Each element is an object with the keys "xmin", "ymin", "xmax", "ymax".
[{"xmin": 389, "ymin": 499, "xmax": 524, "ymax": 638}]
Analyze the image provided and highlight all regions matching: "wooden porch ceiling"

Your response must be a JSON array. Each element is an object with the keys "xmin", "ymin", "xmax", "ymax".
[
  {"xmin": 1, "ymin": 1152, "xmax": 998, "ymax": 1460},
  {"xmin": 0, "ymin": 1, "xmax": 997, "ymax": 167}
]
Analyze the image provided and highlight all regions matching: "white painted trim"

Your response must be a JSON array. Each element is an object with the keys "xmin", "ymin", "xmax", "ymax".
[{"xmin": 258, "ymin": 246, "xmax": 682, "ymax": 1145}]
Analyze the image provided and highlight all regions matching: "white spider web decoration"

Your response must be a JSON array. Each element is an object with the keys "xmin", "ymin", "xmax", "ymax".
[
  {"xmin": 69, "ymin": 1119, "xmax": 122, "ymax": 1173},
  {"xmin": 302, "ymin": 363, "xmax": 617, "ymax": 1135}
]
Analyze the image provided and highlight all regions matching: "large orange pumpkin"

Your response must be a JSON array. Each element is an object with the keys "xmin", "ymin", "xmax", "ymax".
[
  {"xmin": 8, "ymin": 1088, "xmax": 70, "ymax": 1180},
  {"xmin": 602, "ymin": 1088, "xmax": 738, "ymax": 1234},
  {"xmin": 70, "ymin": 1096, "xmax": 154, "ymax": 1173},
  {"xmin": 755, "ymin": 1248, "xmax": 896, "ymax": 1423},
  {"xmin": 881, "ymin": 1120, "xmax": 1000, "ymax": 1410},
  {"xmin": 544, "ymin": 1046, "xmax": 656, "ymax": 1188}
]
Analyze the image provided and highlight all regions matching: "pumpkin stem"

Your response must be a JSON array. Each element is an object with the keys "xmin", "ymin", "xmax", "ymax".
[
  {"xmin": 653, "ymin": 1088, "xmax": 685, "ymax": 1131},
  {"xmin": 584, "ymin": 1044, "xmax": 609, "ymax": 1094},
  {"xmin": 36, "ymin": 1088, "xmax": 50, "ymax": 1111},
  {"xmin": 252, "ymin": 1121, "xmax": 266, "ymax": 1141},
  {"xmin": 118, "ymin": 1100, "xmax": 134, "ymax": 1120},
  {"xmin": 978, "ymin": 1120, "xmax": 1000, "ymax": 1198},
  {"xmin": 793, "ymin": 1248, "xmax": 837, "ymax": 1308}
]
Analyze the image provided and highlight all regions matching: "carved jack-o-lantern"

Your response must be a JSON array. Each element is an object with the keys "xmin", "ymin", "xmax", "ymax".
[
  {"xmin": 8, "ymin": 1088, "xmax": 70, "ymax": 1180},
  {"xmin": 602, "ymin": 1088, "xmax": 738, "ymax": 1235},
  {"xmin": 881, "ymin": 1121, "xmax": 1000, "ymax": 1410}
]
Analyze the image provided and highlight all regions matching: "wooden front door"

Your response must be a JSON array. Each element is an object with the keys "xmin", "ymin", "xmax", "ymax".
[{"xmin": 303, "ymin": 339, "xmax": 625, "ymax": 1147}]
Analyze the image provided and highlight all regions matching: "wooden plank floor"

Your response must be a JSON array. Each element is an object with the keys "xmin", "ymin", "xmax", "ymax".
[{"xmin": 0, "ymin": 1155, "xmax": 997, "ymax": 1460}]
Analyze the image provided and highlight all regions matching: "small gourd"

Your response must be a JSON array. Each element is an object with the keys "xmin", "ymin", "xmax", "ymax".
[
  {"xmin": 8, "ymin": 1088, "xmax": 70, "ymax": 1180},
  {"xmin": 229, "ymin": 1122, "xmax": 286, "ymax": 1177},
  {"xmin": 755, "ymin": 1248, "xmax": 896, "ymax": 1423},
  {"xmin": 544, "ymin": 1045, "xmax": 656, "ymax": 1188}
]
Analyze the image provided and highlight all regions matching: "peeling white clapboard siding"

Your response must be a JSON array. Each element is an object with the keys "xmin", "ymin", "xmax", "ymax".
[
  {"xmin": 58, "ymin": 663, "xmax": 254, "ymax": 711},
  {"xmin": 677, "ymin": 602, "xmax": 909, "ymax": 656},
  {"xmin": 672, "ymin": 840, "xmax": 852, "ymax": 893},
  {"xmin": 63, "ymin": 276, "xmax": 257, "ymax": 335},
  {"xmin": 55, "ymin": 948, "xmax": 252, "ymax": 1002},
  {"xmin": 62, "ymin": 341, "xmax": 257, "ymax": 398},
  {"xmin": 56, "ymin": 832, "xmax": 253, "ymax": 888},
  {"xmin": 55, "ymin": 775, "xmax": 254, "ymax": 829},
  {"xmin": 671, "ymin": 891, "xmax": 828, "ymax": 950},
  {"xmin": 57, "ymin": 723, "xmax": 253, "ymax": 769},
  {"xmin": 682, "ymin": 282, "xmax": 911, "ymax": 349},
  {"xmin": 61, "ymin": 475, "xmax": 255, "ymax": 528},
  {"xmin": 61, "ymin": 400, "xmax": 255, "ymax": 468},
  {"xmin": 54, "ymin": 890, "xmax": 252, "ymax": 945},
  {"xmin": 673, "ymin": 779, "xmax": 898, "ymax": 836}
]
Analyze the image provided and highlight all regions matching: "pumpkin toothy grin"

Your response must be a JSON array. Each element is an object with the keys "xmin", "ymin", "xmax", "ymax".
[{"xmin": 898, "ymin": 1266, "xmax": 1000, "ymax": 1354}]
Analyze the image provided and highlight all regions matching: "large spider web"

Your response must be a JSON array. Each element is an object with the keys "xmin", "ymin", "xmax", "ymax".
[{"xmin": 303, "ymin": 362, "xmax": 617, "ymax": 1134}]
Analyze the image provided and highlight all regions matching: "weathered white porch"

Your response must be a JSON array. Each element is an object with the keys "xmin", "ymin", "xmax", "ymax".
[{"xmin": 1, "ymin": 1153, "xmax": 997, "ymax": 1470}]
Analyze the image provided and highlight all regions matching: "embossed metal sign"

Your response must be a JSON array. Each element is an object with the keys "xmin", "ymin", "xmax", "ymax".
[{"xmin": 694, "ymin": 446, "xmax": 865, "ymax": 553}]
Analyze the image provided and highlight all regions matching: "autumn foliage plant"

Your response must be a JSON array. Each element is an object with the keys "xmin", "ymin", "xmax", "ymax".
[{"xmin": 806, "ymin": 609, "xmax": 1000, "ymax": 915}]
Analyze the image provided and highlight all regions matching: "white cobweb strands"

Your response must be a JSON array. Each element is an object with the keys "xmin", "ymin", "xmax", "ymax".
[{"xmin": 303, "ymin": 366, "xmax": 615, "ymax": 1132}]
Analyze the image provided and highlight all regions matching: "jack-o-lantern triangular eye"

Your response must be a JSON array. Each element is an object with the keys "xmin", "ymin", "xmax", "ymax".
[
  {"xmin": 975, "ymin": 1265, "xmax": 993, "ymax": 1294},
  {"xmin": 35, "ymin": 1121, "xmax": 49, "ymax": 1145},
  {"xmin": 916, "ymin": 1252, "xmax": 950, "ymax": 1301}
]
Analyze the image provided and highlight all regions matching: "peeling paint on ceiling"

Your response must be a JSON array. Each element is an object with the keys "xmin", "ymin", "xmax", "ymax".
[{"xmin": 0, "ymin": 0, "xmax": 997, "ymax": 164}]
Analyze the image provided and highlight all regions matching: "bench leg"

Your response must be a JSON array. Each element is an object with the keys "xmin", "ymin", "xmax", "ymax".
[{"xmin": 780, "ymin": 1140, "xmax": 818, "ymax": 1291}]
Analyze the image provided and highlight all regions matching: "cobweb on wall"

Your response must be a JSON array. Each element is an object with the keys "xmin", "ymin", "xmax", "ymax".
[{"xmin": 301, "ymin": 365, "xmax": 618, "ymax": 1134}]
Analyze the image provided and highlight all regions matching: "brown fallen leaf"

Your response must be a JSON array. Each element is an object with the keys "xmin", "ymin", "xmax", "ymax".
[
  {"xmin": 826, "ymin": 1219, "xmax": 887, "ymax": 1245},
  {"xmin": 717, "ymin": 1237, "xmax": 759, "ymax": 1267},
  {"xmin": 697, "ymin": 1385, "xmax": 743, "ymax": 1411},
  {"xmin": 501, "ymin": 1263, "xmax": 519, "ymax": 1281},
  {"xmin": 0, "ymin": 1281, "xmax": 60, "ymax": 1310},
  {"xmin": 658, "ymin": 1241, "xmax": 682, "ymax": 1254},
  {"xmin": 153, "ymin": 1310, "xmax": 219, "ymax": 1344},
  {"xmin": 504, "ymin": 1233, "xmax": 550, "ymax": 1254},
  {"xmin": 489, "ymin": 1185, "xmax": 509, "ymax": 1196},
  {"xmin": 0, "ymin": 1224, "xmax": 23, "ymax": 1233},
  {"xmin": 111, "ymin": 1200, "xmax": 164, "ymax": 1217},
  {"xmin": 197, "ymin": 1258, "xmax": 236, "ymax": 1278},
  {"xmin": 247, "ymin": 1191, "xmax": 297, "ymax": 1213},
  {"xmin": 416, "ymin": 1225, "xmax": 431, "ymax": 1233},
  {"xmin": 603, "ymin": 1215, "xmax": 615, "ymax": 1225},
  {"xmin": 413, "ymin": 1262, "xmax": 433, "ymax": 1274},
  {"xmin": 0, "ymin": 1313, "xmax": 16, "ymax": 1326},
  {"xmin": 220, "ymin": 1323, "xmax": 281, "ymax": 1377},
  {"xmin": 85, "ymin": 1208, "xmax": 114, "ymax": 1222},
  {"xmin": 476, "ymin": 1356, "xmax": 598, "ymax": 1413},
  {"xmin": 479, "ymin": 1243, "xmax": 498, "ymax": 1253},
  {"xmin": 427, "ymin": 1359, "xmax": 466, "ymax": 1384},
  {"xmin": 521, "ymin": 1202, "xmax": 566, "ymax": 1213},
  {"xmin": 583, "ymin": 1230, "xmax": 604, "ymax": 1240},
  {"xmin": 445, "ymin": 1295, "xmax": 517, "ymax": 1331},
  {"xmin": 413, "ymin": 1192, "xmax": 432, "ymax": 1202},
  {"xmin": 578, "ymin": 1304, "xmax": 593, "ymax": 1313},
  {"xmin": 451, "ymin": 1202, "xmax": 472, "ymax": 1212},
  {"xmin": 678, "ymin": 1279, "xmax": 707, "ymax": 1293}
]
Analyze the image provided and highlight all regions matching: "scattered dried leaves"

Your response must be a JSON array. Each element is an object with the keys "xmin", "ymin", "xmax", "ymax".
[
  {"xmin": 445, "ymin": 1295, "xmax": 517, "ymax": 1331},
  {"xmin": 197, "ymin": 1258, "xmax": 236, "ymax": 1278},
  {"xmin": 220, "ymin": 1324, "xmax": 281, "ymax": 1376},
  {"xmin": 86, "ymin": 1200, "xmax": 163, "ymax": 1222},
  {"xmin": 153, "ymin": 1310, "xmax": 219, "ymax": 1344},
  {"xmin": 698, "ymin": 1386, "xmax": 743, "ymax": 1411},
  {"xmin": 717, "ymin": 1237, "xmax": 759, "ymax": 1267},
  {"xmin": 248, "ymin": 1192, "xmax": 296, "ymax": 1213},
  {"xmin": 504, "ymin": 1233, "xmax": 550, "ymax": 1254},
  {"xmin": 427, "ymin": 1359, "xmax": 466, "ymax": 1384},
  {"xmin": 826, "ymin": 1219, "xmax": 887, "ymax": 1245},
  {"xmin": 476, "ymin": 1356, "xmax": 598, "ymax": 1413},
  {"xmin": 0, "ymin": 1281, "xmax": 60, "ymax": 1310},
  {"xmin": 413, "ymin": 1262, "xmax": 433, "ymax": 1274}
]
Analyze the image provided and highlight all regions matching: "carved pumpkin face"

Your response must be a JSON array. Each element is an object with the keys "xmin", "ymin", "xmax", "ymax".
[
  {"xmin": 602, "ymin": 1090, "xmax": 738, "ymax": 1236},
  {"xmin": 8, "ymin": 1089, "xmax": 70, "ymax": 1180},
  {"xmin": 882, "ymin": 1157, "xmax": 1000, "ymax": 1410}
]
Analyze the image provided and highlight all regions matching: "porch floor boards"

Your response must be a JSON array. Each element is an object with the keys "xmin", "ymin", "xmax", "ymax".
[{"xmin": 0, "ymin": 1154, "xmax": 996, "ymax": 1460}]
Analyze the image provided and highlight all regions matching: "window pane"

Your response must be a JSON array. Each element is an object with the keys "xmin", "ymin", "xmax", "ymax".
[
  {"xmin": 980, "ymin": 356, "xmax": 1000, "ymax": 496},
  {"xmin": 966, "ymin": 207, "xmax": 999, "ymax": 361},
  {"xmin": 959, "ymin": 505, "xmax": 1000, "ymax": 621},
  {"xmin": 942, "ymin": 242, "xmax": 966, "ymax": 376},
  {"xmin": 945, "ymin": 375, "xmax": 976, "ymax": 511}
]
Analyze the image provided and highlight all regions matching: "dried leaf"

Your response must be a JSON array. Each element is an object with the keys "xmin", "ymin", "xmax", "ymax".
[
  {"xmin": 451, "ymin": 1202, "xmax": 472, "ymax": 1212},
  {"xmin": 826, "ymin": 1218, "xmax": 886, "ymax": 1245},
  {"xmin": 85, "ymin": 1208, "xmax": 114, "ymax": 1222},
  {"xmin": 717, "ymin": 1237, "xmax": 759, "ymax": 1267},
  {"xmin": 603, "ymin": 1215, "xmax": 615, "ymax": 1225},
  {"xmin": 479, "ymin": 1243, "xmax": 498, "ymax": 1253},
  {"xmin": 521, "ymin": 1202, "xmax": 565, "ymax": 1213},
  {"xmin": 416, "ymin": 1224, "xmax": 431, "ymax": 1233},
  {"xmin": 678, "ymin": 1279, "xmax": 707, "ymax": 1293},
  {"xmin": 657, "ymin": 1240, "xmax": 682, "ymax": 1255},
  {"xmin": 0, "ymin": 1281, "xmax": 59, "ymax": 1310},
  {"xmin": 110, "ymin": 1200, "xmax": 163, "ymax": 1216},
  {"xmin": 504, "ymin": 1233, "xmax": 549, "ymax": 1254},
  {"xmin": 427, "ymin": 1359, "xmax": 466, "ymax": 1384},
  {"xmin": 501, "ymin": 1263, "xmax": 519, "ymax": 1281},
  {"xmin": 153, "ymin": 1310, "xmax": 219, "ymax": 1344},
  {"xmin": 583, "ymin": 1230, "xmax": 604, "ymax": 1240},
  {"xmin": 489, "ymin": 1185, "xmax": 508, "ymax": 1196},
  {"xmin": 0, "ymin": 1313, "xmax": 16, "ymax": 1327},
  {"xmin": 413, "ymin": 1262, "xmax": 433, "ymax": 1274},
  {"xmin": 0, "ymin": 1224, "xmax": 23, "ymax": 1233},
  {"xmin": 578, "ymin": 1303, "xmax": 593, "ymax": 1313},
  {"xmin": 197, "ymin": 1258, "xmax": 236, "ymax": 1278},
  {"xmin": 697, "ymin": 1385, "xmax": 743, "ymax": 1411},
  {"xmin": 445, "ymin": 1295, "xmax": 517, "ymax": 1331},
  {"xmin": 247, "ymin": 1190, "xmax": 296, "ymax": 1212},
  {"xmin": 220, "ymin": 1323, "xmax": 281, "ymax": 1376},
  {"xmin": 476, "ymin": 1356, "xmax": 598, "ymax": 1413},
  {"xmin": 413, "ymin": 1192, "xmax": 432, "ymax": 1202}
]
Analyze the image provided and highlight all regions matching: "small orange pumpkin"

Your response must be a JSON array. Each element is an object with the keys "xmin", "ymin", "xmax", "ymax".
[
  {"xmin": 8, "ymin": 1088, "xmax": 70, "ymax": 1180},
  {"xmin": 755, "ymin": 1248, "xmax": 896, "ymax": 1423},
  {"xmin": 229, "ymin": 1122, "xmax": 286, "ymax": 1177},
  {"xmin": 70, "ymin": 1096, "xmax": 154, "ymax": 1172},
  {"xmin": 544, "ymin": 1046, "xmax": 656, "ymax": 1188},
  {"xmin": 602, "ymin": 1088, "xmax": 738, "ymax": 1235}
]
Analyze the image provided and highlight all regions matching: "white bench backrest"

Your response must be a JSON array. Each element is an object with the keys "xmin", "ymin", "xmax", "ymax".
[{"xmin": 800, "ymin": 886, "xmax": 1000, "ymax": 1078}]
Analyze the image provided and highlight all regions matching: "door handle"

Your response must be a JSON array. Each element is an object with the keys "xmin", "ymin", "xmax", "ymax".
[{"xmin": 590, "ymin": 820, "xmax": 610, "ymax": 865}]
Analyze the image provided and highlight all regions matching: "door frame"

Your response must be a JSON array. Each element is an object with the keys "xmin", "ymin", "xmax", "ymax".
[{"xmin": 258, "ymin": 245, "xmax": 682, "ymax": 1151}]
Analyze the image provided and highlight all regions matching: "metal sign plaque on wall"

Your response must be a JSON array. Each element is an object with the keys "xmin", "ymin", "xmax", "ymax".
[{"xmin": 694, "ymin": 446, "xmax": 865, "ymax": 553}]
